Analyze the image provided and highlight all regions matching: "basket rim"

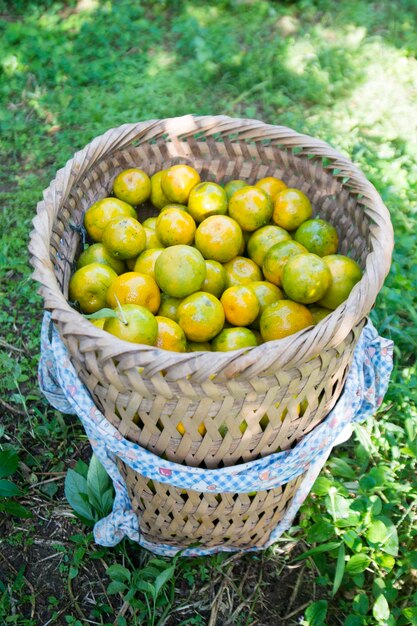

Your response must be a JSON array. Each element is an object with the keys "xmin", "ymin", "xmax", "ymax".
[{"xmin": 29, "ymin": 114, "xmax": 393, "ymax": 380}]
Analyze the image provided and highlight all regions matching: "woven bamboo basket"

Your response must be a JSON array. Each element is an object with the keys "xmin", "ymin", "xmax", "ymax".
[{"xmin": 30, "ymin": 115, "xmax": 393, "ymax": 548}]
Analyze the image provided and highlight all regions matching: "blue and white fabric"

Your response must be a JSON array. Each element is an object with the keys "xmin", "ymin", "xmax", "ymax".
[{"xmin": 38, "ymin": 312, "xmax": 393, "ymax": 557}]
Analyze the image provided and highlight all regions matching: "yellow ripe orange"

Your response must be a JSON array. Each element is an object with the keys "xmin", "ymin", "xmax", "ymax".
[
  {"xmin": 113, "ymin": 168, "xmax": 151, "ymax": 206},
  {"xmin": 262, "ymin": 240, "xmax": 307, "ymax": 286},
  {"xmin": 194, "ymin": 215, "xmax": 243, "ymax": 263},
  {"xmin": 90, "ymin": 318, "xmax": 106, "ymax": 329},
  {"xmin": 223, "ymin": 256, "xmax": 262, "ymax": 289},
  {"xmin": 76, "ymin": 243, "xmax": 125, "ymax": 275},
  {"xmin": 260, "ymin": 300, "xmax": 313, "ymax": 341},
  {"xmin": 272, "ymin": 188, "xmax": 312, "ymax": 231},
  {"xmin": 187, "ymin": 341, "xmax": 212, "ymax": 352},
  {"xmin": 155, "ymin": 207, "xmax": 196, "ymax": 246},
  {"xmin": 318, "ymin": 255, "xmax": 363, "ymax": 309},
  {"xmin": 294, "ymin": 218, "xmax": 338, "ymax": 256},
  {"xmin": 102, "ymin": 217, "xmax": 146, "ymax": 260},
  {"xmin": 228, "ymin": 186, "xmax": 273, "ymax": 231},
  {"xmin": 224, "ymin": 179, "xmax": 246, "ymax": 200},
  {"xmin": 211, "ymin": 327, "xmax": 258, "ymax": 352},
  {"xmin": 69, "ymin": 263, "xmax": 117, "ymax": 314},
  {"xmin": 133, "ymin": 248, "xmax": 163, "ymax": 279},
  {"xmin": 177, "ymin": 292, "xmax": 225, "ymax": 342},
  {"xmin": 187, "ymin": 182, "xmax": 228, "ymax": 223},
  {"xmin": 202, "ymin": 260, "xmax": 227, "ymax": 298},
  {"xmin": 255, "ymin": 176, "xmax": 287, "ymax": 201},
  {"xmin": 107, "ymin": 271, "xmax": 161, "ymax": 313},
  {"xmin": 282, "ymin": 253, "xmax": 332, "ymax": 304},
  {"xmin": 161, "ymin": 164, "xmax": 200, "ymax": 204},
  {"xmin": 144, "ymin": 226, "xmax": 164, "ymax": 250},
  {"xmin": 155, "ymin": 316, "xmax": 187, "ymax": 352},
  {"xmin": 150, "ymin": 171, "xmax": 170, "ymax": 210},
  {"xmin": 155, "ymin": 245, "xmax": 206, "ymax": 298},
  {"xmin": 159, "ymin": 203, "xmax": 188, "ymax": 212},
  {"xmin": 220, "ymin": 285, "xmax": 260, "ymax": 326},
  {"xmin": 84, "ymin": 197, "xmax": 137, "ymax": 242},
  {"xmin": 142, "ymin": 216, "xmax": 158, "ymax": 230},
  {"xmin": 248, "ymin": 280, "xmax": 284, "ymax": 329},
  {"xmin": 309, "ymin": 305, "xmax": 332, "ymax": 324},
  {"xmin": 103, "ymin": 304, "xmax": 158, "ymax": 345},
  {"xmin": 247, "ymin": 225, "xmax": 292, "ymax": 268},
  {"xmin": 157, "ymin": 293, "xmax": 183, "ymax": 321}
]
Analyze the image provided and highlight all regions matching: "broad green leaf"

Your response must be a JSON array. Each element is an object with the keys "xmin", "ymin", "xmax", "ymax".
[
  {"xmin": 332, "ymin": 543, "xmax": 345, "ymax": 596},
  {"xmin": 328, "ymin": 458, "xmax": 356, "ymax": 479},
  {"xmin": 0, "ymin": 500, "xmax": 32, "ymax": 518},
  {"xmin": 365, "ymin": 516, "xmax": 399, "ymax": 556},
  {"xmin": 307, "ymin": 520, "xmax": 335, "ymax": 543},
  {"xmin": 373, "ymin": 594, "xmax": 390, "ymax": 622},
  {"xmin": 0, "ymin": 479, "xmax": 22, "ymax": 497},
  {"xmin": 107, "ymin": 581, "xmax": 127, "ymax": 595},
  {"xmin": 73, "ymin": 459, "xmax": 89, "ymax": 479},
  {"xmin": 84, "ymin": 308, "xmax": 119, "ymax": 320},
  {"xmin": 344, "ymin": 616, "xmax": 364, "ymax": 626},
  {"xmin": 0, "ymin": 450, "xmax": 19, "ymax": 479},
  {"xmin": 346, "ymin": 554, "xmax": 371, "ymax": 575},
  {"xmin": 65, "ymin": 469, "xmax": 94, "ymax": 521},
  {"xmin": 106, "ymin": 564, "xmax": 131, "ymax": 583},
  {"xmin": 353, "ymin": 592, "xmax": 369, "ymax": 616},
  {"xmin": 101, "ymin": 487, "xmax": 115, "ymax": 516},
  {"xmin": 302, "ymin": 600, "xmax": 328, "ymax": 626},
  {"xmin": 311, "ymin": 476, "xmax": 333, "ymax": 496},
  {"xmin": 87, "ymin": 454, "xmax": 111, "ymax": 516},
  {"xmin": 354, "ymin": 423, "xmax": 377, "ymax": 454},
  {"xmin": 293, "ymin": 542, "xmax": 341, "ymax": 561},
  {"xmin": 154, "ymin": 565, "xmax": 175, "ymax": 596},
  {"xmin": 136, "ymin": 580, "xmax": 156, "ymax": 598},
  {"xmin": 402, "ymin": 607, "xmax": 417, "ymax": 625}
]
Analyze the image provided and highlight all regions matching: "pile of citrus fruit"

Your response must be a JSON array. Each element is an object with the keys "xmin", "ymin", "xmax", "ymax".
[{"xmin": 69, "ymin": 165, "xmax": 363, "ymax": 352}]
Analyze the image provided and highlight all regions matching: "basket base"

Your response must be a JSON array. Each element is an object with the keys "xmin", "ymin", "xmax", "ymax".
[{"xmin": 118, "ymin": 460, "xmax": 305, "ymax": 549}]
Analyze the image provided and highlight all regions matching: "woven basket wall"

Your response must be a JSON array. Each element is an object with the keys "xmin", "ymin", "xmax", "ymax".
[{"xmin": 30, "ymin": 115, "xmax": 393, "ymax": 548}]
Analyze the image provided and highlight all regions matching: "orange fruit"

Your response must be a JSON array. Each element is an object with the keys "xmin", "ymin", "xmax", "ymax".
[
  {"xmin": 144, "ymin": 226, "xmax": 164, "ymax": 250},
  {"xmin": 155, "ymin": 245, "xmax": 206, "ymax": 298},
  {"xmin": 187, "ymin": 341, "xmax": 212, "ymax": 352},
  {"xmin": 194, "ymin": 215, "xmax": 243, "ymax": 263},
  {"xmin": 102, "ymin": 217, "xmax": 146, "ymax": 260},
  {"xmin": 177, "ymin": 292, "xmax": 225, "ymax": 342},
  {"xmin": 155, "ymin": 207, "xmax": 196, "ymax": 246},
  {"xmin": 247, "ymin": 225, "xmax": 292, "ymax": 268},
  {"xmin": 76, "ymin": 243, "xmax": 125, "ymax": 275},
  {"xmin": 159, "ymin": 203, "xmax": 188, "ymax": 212},
  {"xmin": 150, "ymin": 171, "xmax": 170, "ymax": 210},
  {"xmin": 262, "ymin": 240, "xmax": 307, "ymax": 286},
  {"xmin": 223, "ymin": 256, "xmax": 262, "ymax": 288},
  {"xmin": 107, "ymin": 272, "xmax": 161, "ymax": 313},
  {"xmin": 161, "ymin": 164, "xmax": 200, "ymax": 204},
  {"xmin": 103, "ymin": 304, "xmax": 158, "ymax": 345},
  {"xmin": 294, "ymin": 218, "xmax": 338, "ymax": 256},
  {"xmin": 224, "ymin": 179, "xmax": 246, "ymax": 200},
  {"xmin": 282, "ymin": 253, "xmax": 332, "ymax": 304},
  {"xmin": 220, "ymin": 285, "xmax": 260, "ymax": 326},
  {"xmin": 228, "ymin": 186, "xmax": 273, "ymax": 231},
  {"xmin": 272, "ymin": 188, "xmax": 313, "ymax": 231},
  {"xmin": 318, "ymin": 255, "xmax": 363, "ymax": 309},
  {"xmin": 113, "ymin": 168, "xmax": 151, "ymax": 206},
  {"xmin": 142, "ymin": 216, "xmax": 158, "ymax": 230},
  {"xmin": 133, "ymin": 248, "xmax": 163, "ymax": 279},
  {"xmin": 255, "ymin": 176, "xmax": 287, "ymax": 200},
  {"xmin": 84, "ymin": 197, "xmax": 137, "ymax": 242},
  {"xmin": 155, "ymin": 316, "xmax": 187, "ymax": 352},
  {"xmin": 157, "ymin": 293, "xmax": 183, "ymax": 321},
  {"xmin": 211, "ymin": 327, "xmax": 257, "ymax": 351},
  {"xmin": 309, "ymin": 305, "xmax": 332, "ymax": 324},
  {"xmin": 248, "ymin": 281, "xmax": 284, "ymax": 329},
  {"xmin": 187, "ymin": 182, "xmax": 228, "ymax": 223},
  {"xmin": 90, "ymin": 318, "xmax": 106, "ymax": 329},
  {"xmin": 69, "ymin": 263, "xmax": 117, "ymax": 314},
  {"xmin": 260, "ymin": 300, "xmax": 313, "ymax": 341},
  {"xmin": 201, "ymin": 260, "xmax": 227, "ymax": 298}
]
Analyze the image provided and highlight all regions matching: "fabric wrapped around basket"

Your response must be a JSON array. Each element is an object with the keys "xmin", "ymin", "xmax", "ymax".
[{"xmin": 39, "ymin": 312, "xmax": 393, "ymax": 557}]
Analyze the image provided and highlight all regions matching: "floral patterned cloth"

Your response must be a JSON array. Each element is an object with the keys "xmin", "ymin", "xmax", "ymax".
[{"xmin": 39, "ymin": 313, "xmax": 393, "ymax": 557}]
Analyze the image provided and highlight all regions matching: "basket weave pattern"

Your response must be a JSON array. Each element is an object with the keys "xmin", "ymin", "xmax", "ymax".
[{"xmin": 30, "ymin": 115, "xmax": 393, "ymax": 547}]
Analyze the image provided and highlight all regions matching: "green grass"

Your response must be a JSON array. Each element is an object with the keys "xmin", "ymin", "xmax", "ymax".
[{"xmin": 0, "ymin": 0, "xmax": 416, "ymax": 624}]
